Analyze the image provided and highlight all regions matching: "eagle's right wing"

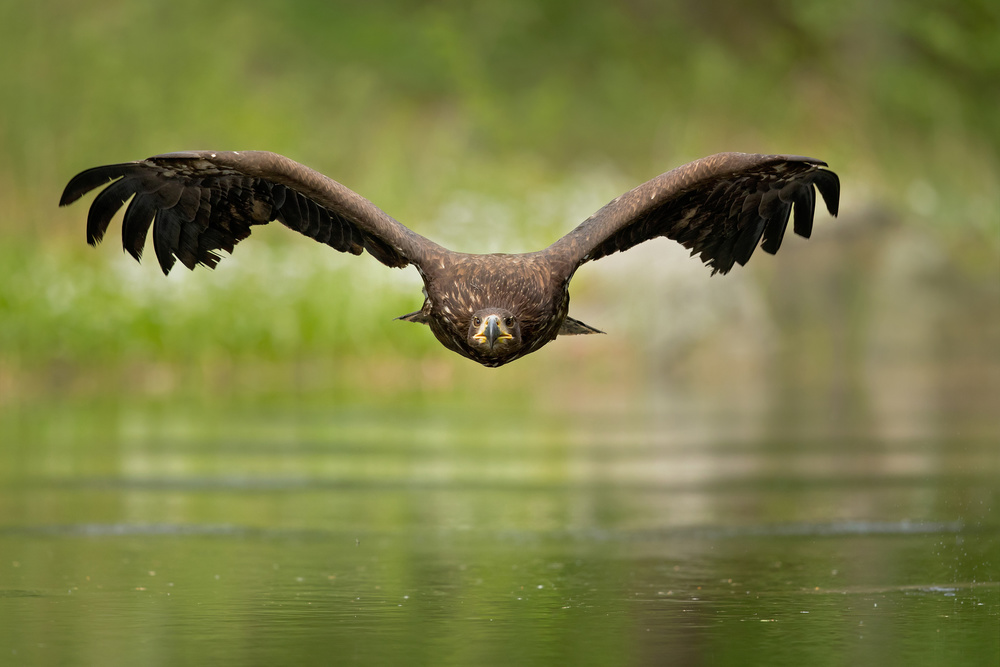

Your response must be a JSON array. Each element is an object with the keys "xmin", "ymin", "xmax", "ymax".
[{"xmin": 60, "ymin": 150, "xmax": 441, "ymax": 274}]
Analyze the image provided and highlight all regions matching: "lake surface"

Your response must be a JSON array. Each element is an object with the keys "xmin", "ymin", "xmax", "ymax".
[
  {"xmin": 1, "ymin": 391, "xmax": 997, "ymax": 666},
  {"xmin": 2, "ymin": 219, "xmax": 999, "ymax": 665}
]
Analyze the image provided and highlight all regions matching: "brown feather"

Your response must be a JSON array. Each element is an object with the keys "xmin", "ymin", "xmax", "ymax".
[
  {"xmin": 62, "ymin": 150, "xmax": 838, "ymax": 367},
  {"xmin": 547, "ymin": 153, "xmax": 839, "ymax": 275},
  {"xmin": 60, "ymin": 151, "xmax": 442, "ymax": 274}
]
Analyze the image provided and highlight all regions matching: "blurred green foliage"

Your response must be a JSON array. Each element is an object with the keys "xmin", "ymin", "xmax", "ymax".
[{"xmin": 0, "ymin": 0, "xmax": 997, "ymax": 383}]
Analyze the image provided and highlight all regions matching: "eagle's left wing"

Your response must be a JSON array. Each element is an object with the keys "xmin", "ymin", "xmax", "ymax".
[{"xmin": 548, "ymin": 153, "xmax": 840, "ymax": 275}]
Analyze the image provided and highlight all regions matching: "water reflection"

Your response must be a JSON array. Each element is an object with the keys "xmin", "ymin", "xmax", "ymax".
[
  {"xmin": 0, "ymin": 518, "xmax": 995, "ymax": 664},
  {"xmin": 2, "ymin": 390, "xmax": 998, "ymax": 664}
]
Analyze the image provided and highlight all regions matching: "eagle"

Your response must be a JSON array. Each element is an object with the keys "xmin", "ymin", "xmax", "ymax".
[{"xmin": 60, "ymin": 151, "xmax": 839, "ymax": 367}]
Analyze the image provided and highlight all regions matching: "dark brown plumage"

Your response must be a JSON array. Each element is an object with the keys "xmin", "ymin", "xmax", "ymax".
[{"xmin": 60, "ymin": 150, "xmax": 839, "ymax": 367}]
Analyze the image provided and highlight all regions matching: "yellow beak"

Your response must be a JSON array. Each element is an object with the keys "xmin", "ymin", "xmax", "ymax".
[{"xmin": 473, "ymin": 315, "xmax": 512, "ymax": 349}]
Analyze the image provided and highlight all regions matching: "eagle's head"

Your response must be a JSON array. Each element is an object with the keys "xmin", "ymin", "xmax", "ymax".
[{"xmin": 467, "ymin": 307, "xmax": 521, "ymax": 361}]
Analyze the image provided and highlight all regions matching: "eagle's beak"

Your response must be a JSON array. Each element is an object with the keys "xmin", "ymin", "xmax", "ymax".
[
  {"xmin": 484, "ymin": 316, "xmax": 502, "ymax": 349},
  {"xmin": 474, "ymin": 314, "xmax": 513, "ymax": 350}
]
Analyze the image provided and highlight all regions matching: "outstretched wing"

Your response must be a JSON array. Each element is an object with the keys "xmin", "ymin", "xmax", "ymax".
[
  {"xmin": 60, "ymin": 150, "xmax": 440, "ymax": 274},
  {"xmin": 548, "ymin": 153, "xmax": 840, "ymax": 275}
]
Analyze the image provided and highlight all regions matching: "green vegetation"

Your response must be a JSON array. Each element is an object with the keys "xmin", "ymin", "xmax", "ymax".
[
  {"xmin": 2, "ymin": 8, "xmax": 997, "ymax": 661},
  {"xmin": 1, "ymin": 0, "xmax": 996, "ymax": 394}
]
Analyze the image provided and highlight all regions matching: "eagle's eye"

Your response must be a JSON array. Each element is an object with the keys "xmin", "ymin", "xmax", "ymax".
[
  {"xmin": 472, "ymin": 316, "xmax": 481, "ymax": 327},
  {"xmin": 504, "ymin": 316, "xmax": 514, "ymax": 327}
]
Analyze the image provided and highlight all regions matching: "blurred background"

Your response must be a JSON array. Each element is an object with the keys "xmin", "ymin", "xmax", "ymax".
[
  {"xmin": 0, "ymin": 1, "xmax": 997, "ymax": 664},
  {"xmin": 1, "ymin": 0, "xmax": 996, "ymax": 408}
]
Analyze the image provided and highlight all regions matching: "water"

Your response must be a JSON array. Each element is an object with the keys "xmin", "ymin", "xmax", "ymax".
[
  {"xmin": 2, "ymin": 220, "xmax": 998, "ymax": 665},
  {"xmin": 1, "ymin": 395, "xmax": 997, "ymax": 666}
]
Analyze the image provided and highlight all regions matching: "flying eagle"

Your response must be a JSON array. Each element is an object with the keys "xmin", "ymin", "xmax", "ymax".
[{"xmin": 60, "ymin": 151, "xmax": 839, "ymax": 367}]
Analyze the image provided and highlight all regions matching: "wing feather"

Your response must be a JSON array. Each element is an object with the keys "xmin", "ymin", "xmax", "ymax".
[
  {"xmin": 121, "ymin": 193, "xmax": 157, "ymax": 261},
  {"xmin": 548, "ymin": 153, "xmax": 840, "ymax": 275},
  {"xmin": 759, "ymin": 200, "xmax": 792, "ymax": 255},
  {"xmin": 87, "ymin": 177, "xmax": 139, "ymax": 245},
  {"xmin": 792, "ymin": 181, "xmax": 816, "ymax": 238},
  {"xmin": 152, "ymin": 207, "xmax": 183, "ymax": 274},
  {"xmin": 61, "ymin": 150, "xmax": 440, "ymax": 275},
  {"xmin": 811, "ymin": 169, "xmax": 841, "ymax": 216}
]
